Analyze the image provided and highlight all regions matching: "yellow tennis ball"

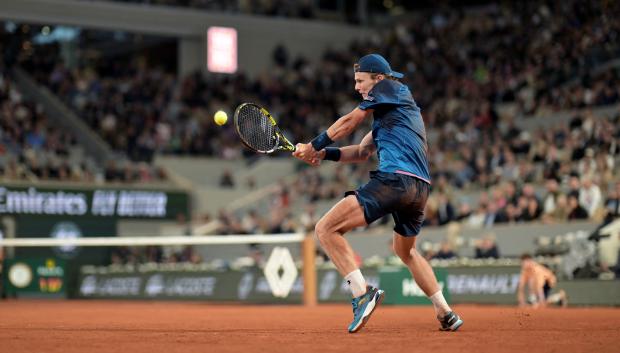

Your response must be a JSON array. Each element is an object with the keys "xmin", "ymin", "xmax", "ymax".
[{"xmin": 214, "ymin": 110, "xmax": 228, "ymax": 126}]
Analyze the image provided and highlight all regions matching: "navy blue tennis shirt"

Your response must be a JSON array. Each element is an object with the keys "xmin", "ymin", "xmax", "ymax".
[{"xmin": 358, "ymin": 79, "xmax": 431, "ymax": 184}]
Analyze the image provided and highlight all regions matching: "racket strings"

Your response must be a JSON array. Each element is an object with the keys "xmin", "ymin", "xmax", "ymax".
[{"xmin": 237, "ymin": 106, "xmax": 278, "ymax": 152}]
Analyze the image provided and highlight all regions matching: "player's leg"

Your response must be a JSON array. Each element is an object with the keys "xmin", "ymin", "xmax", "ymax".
[
  {"xmin": 392, "ymin": 233, "xmax": 463, "ymax": 331},
  {"xmin": 315, "ymin": 195, "xmax": 366, "ymax": 284},
  {"xmin": 392, "ymin": 234, "xmax": 441, "ymax": 299},
  {"xmin": 316, "ymin": 172, "xmax": 394, "ymax": 297},
  {"xmin": 390, "ymin": 177, "xmax": 444, "ymax": 312},
  {"xmin": 315, "ymin": 194, "xmax": 385, "ymax": 333},
  {"xmin": 391, "ymin": 176, "xmax": 463, "ymax": 331}
]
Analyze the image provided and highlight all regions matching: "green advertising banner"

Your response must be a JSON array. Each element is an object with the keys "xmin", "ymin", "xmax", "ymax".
[
  {"xmin": 379, "ymin": 266, "xmax": 449, "ymax": 305},
  {"xmin": 0, "ymin": 185, "xmax": 189, "ymax": 220},
  {"xmin": 15, "ymin": 215, "xmax": 117, "ymax": 258},
  {"xmin": 446, "ymin": 266, "xmax": 521, "ymax": 304},
  {"xmin": 78, "ymin": 268, "xmax": 301, "ymax": 303},
  {"xmin": 13, "ymin": 215, "xmax": 119, "ymax": 297},
  {"xmin": 3, "ymin": 258, "xmax": 66, "ymax": 298},
  {"xmin": 74, "ymin": 265, "xmax": 620, "ymax": 306},
  {"xmin": 76, "ymin": 266, "xmax": 380, "ymax": 303}
]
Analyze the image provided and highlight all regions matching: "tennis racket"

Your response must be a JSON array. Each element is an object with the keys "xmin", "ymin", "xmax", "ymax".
[{"xmin": 234, "ymin": 103, "xmax": 295, "ymax": 153}]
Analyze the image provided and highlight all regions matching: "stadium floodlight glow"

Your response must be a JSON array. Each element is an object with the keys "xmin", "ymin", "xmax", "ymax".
[
  {"xmin": 207, "ymin": 26, "xmax": 238, "ymax": 74},
  {"xmin": 264, "ymin": 246, "xmax": 298, "ymax": 298}
]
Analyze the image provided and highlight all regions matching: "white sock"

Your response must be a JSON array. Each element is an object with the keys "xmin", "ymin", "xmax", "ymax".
[
  {"xmin": 345, "ymin": 269, "xmax": 367, "ymax": 297},
  {"xmin": 429, "ymin": 290, "xmax": 451, "ymax": 318}
]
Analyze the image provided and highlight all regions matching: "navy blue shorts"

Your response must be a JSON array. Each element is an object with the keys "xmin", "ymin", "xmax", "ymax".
[{"xmin": 345, "ymin": 171, "xmax": 431, "ymax": 236}]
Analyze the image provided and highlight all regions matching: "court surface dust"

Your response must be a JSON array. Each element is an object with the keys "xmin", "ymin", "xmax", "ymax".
[{"xmin": 1, "ymin": 300, "xmax": 619, "ymax": 353}]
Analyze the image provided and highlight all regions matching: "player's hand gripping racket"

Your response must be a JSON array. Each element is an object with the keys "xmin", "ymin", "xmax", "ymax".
[{"xmin": 234, "ymin": 103, "xmax": 295, "ymax": 153}]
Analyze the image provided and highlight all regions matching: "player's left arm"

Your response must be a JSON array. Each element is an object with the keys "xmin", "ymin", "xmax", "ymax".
[
  {"xmin": 339, "ymin": 131, "xmax": 376, "ymax": 163},
  {"xmin": 313, "ymin": 131, "xmax": 375, "ymax": 164}
]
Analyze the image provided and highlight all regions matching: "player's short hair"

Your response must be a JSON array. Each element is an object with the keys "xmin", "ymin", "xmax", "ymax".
[
  {"xmin": 353, "ymin": 63, "xmax": 400, "ymax": 81},
  {"xmin": 520, "ymin": 253, "xmax": 532, "ymax": 260}
]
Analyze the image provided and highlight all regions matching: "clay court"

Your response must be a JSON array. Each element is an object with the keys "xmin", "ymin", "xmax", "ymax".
[{"xmin": 2, "ymin": 301, "xmax": 619, "ymax": 353}]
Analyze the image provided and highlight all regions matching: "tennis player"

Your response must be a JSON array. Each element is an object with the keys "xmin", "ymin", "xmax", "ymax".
[
  {"xmin": 517, "ymin": 254, "xmax": 568, "ymax": 308},
  {"xmin": 293, "ymin": 54, "xmax": 463, "ymax": 333}
]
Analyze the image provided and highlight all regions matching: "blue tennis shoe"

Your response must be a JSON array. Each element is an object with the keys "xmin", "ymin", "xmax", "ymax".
[
  {"xmin": 348, "ymin": 285, "xmax": 385, "ymax": 333},
  {"xmin": 438, "ymin": 311, "xmax": 463, "ymax": 331}
]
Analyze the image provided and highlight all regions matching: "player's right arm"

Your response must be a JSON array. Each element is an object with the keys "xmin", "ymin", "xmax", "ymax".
[
  {"xmin": 325, "ymin": 108, "xmax": 373, "ymax": 141},
  {"xmin": 293, "ymin": 108, "xmax": 372, "ymax": 164},
  {"xmin": 317, "ymin": 131, "xmax": 375, "ymax": 163}
]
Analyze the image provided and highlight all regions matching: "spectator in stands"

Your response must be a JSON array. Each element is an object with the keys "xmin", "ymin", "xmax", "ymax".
[
  {"xmin": 109, "ymin": 252, "xmax": 121, "ymax": 265},
  {"xmin": 503, "ymin": 181, "xmax": 519, "ymax": 207},
  {"xmin": 522, "ymin": 183, "xmax": 540, "ymax": 204},
  {"xmin": 433, "ymin": 241, "xmax": 457, "ymax": 260},
  {"xmin": 579, "ymin": 177, "xmax": 603, "ymax": 219},
  {"xmin": 178, "ymin": 246, "xmax": 202, "ymax": 264},
  {"xmin": 266, "ymin": 208, "xmax": 286, "ymax": 234},
  {"xmin": 595, "ymin": 150, "xmax": 615, "ymax": 188},
  {"xmin": 419, "ymin": 241, "xmax": 436, "ymax": 261},
  {"xmin": 241, "ymin": 209, "xmax": 263, "ymax": 234},
  {"xmin": 504, "ymin": 202, "xmax": 524, "ymax": 224},
  {"xmin": 577, "ymin": 148, "xmax": 597, "ymax": 180},
  {"xmin": 465, "ymin": 203, "xmax": 487, "ymax": 228},
  {"xmin": 542, "ymin": 145, "xmax": 562, "ymax": 182},
  {"xmin": 490, "ymin": 188, "xmax": 507, "ymax": 213},
  {"xmin": 176, "ymin": 212, "xmax": 192, "ymax": 236},
  {"xmin": 522, "ymin": 198, "xmax": 542, "ymax": 222},
  {"xmin": 423, "ymin": 197, "xmax": 439, "ymax": 227},
  {"xmin": 543, "ymin": 194, "xmax": 570, "ymax": 224},
  {"xmin": 436, "ymin": 193, "xmax": 456, "ymax": 226},
  {"xmin": 215, "ymin": 209, "xmax": 243, "ymax": 234},
  {"xmin": 219, "ymin": 169, "xmax": 235, "ymax": 188},
  {"xmin": 542, "ymin": 178, "xmax": 561, "ymax": 215},
  {"xmin": 455, "ymin": 200, "xmax": 472, "ymax": 222},
  {"xmin": 145, "ymin": 245, "xmax": 163, "ymax": 263},
  {"xmin": 604, "ymin": 182, "xmax": 620, "ymax": 223},
  {"xmin": 567, "ymin": 194, "xmax": 589, "ymax": 220},
  {"xmin": 279, "ymin": 213, "xmax": 298, "ymax": 234},
  {"xmin": 483, "ymin": 202, "xmax": 507, "ymax": 228},
  {"xmin": 475, "ymin": 234, "xmax": 500, "ymax": 259},
  {"xmin": 567, "ymin": 175, "xmax": 581, "ymax": 199},
  {"xmin": 299, "ymin": 203, "xmax": 319, "ymax": 233}
]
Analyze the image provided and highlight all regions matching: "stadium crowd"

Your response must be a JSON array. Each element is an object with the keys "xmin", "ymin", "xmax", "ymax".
[
  {"xmin": 14, "ymin": 0, "xmax": 619, "ymax": 161},
  {"xmin": 0, "ymin": 69, "xmax": 99, "ymax": 182},
  {"xmin": 0, "ymin": 70, "xmax": 168, "ymax": 183},
  {"xmin": 8, "ymin": 1, "xmax": 620, "ymax": 188}
]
